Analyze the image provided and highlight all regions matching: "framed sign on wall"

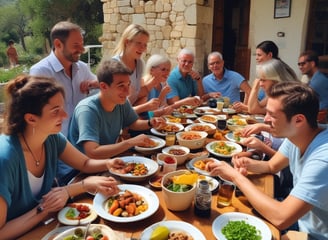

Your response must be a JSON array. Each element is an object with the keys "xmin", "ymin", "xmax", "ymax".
[{"xmin": 274, "ymin": 0, "xmax": 291, "ymax": 18}]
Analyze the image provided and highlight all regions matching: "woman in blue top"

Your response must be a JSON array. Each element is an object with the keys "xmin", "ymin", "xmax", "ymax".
[{"xmin": 0, "ymin": 75, "xmax": 124, "ymax": 239}]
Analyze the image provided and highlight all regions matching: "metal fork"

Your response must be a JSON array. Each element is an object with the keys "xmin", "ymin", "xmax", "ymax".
[{"xmin": 83, "ymin": 222, "xmax": 91, "ymax": 240}]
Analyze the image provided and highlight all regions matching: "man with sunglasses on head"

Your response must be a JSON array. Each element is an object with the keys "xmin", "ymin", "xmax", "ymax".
[{"xmin": 298, "ymin": 50, "xmax": 328, "ymax": 117}]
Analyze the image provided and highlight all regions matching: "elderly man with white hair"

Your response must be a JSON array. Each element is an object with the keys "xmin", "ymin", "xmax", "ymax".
[{"xmin": 166, "ymin": 48, "xmax": 204, "ymax": 106}]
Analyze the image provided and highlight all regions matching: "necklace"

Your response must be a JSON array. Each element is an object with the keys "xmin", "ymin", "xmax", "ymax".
[{"xmin": 22, "ymin": 134, "xmax": 43, "ymax": 167}]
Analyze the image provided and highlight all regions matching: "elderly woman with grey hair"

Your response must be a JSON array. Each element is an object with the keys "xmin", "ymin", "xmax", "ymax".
[
  {"xmin": 248, "ymin": 58, "xmax": 300, "ymax": 115},
  {"xmin": 135, "ymin": 54, "xmax": 174, "ymax": 117}
]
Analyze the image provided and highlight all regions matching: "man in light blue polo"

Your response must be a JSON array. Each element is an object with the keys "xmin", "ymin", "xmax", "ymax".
[
  {"xmin": 30, "ymin": 21, "xmax": 98, "ymax": 136},
  {"xmin": 30, "ymin": 21, "xmax": 99, "ymax": 185},
  {"xmin": 202, "ymin": 51, "xmax": 251, "ymax": 113}
]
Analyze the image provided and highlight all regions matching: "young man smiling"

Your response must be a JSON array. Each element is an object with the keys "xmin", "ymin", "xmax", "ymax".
[
  {"xmin": 207, "ymin": 82, "xmax": 328, "ymax": 239},
  {"xmin": 68, "ymin": 59, "xmax": 165, "ymax": 160}
]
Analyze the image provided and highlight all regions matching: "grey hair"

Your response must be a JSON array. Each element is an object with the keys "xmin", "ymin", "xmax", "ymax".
[
  {"xmin": 178, "ymin": 48, "xmax": 195, "ymax": 58},
  {"xmin": 144, "ymin": 54, "xmax": 171, "ymax": 76},
  {"xmin": 208, "ymin": 51, "xmax": 223, "ymax": 62},
  {"xmin": 256, "ymin": 59, "xmax": 299, "ymax": 82}
]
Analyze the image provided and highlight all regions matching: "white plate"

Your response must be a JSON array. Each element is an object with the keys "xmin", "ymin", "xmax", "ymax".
[
  {"xmin": 225, "ymin": 132, "xmax": 246, "ymax": 144},
  {"xmin": 141, "ymin": 220, "xmax": 206, "ymax": 240},
  {"xmin": 164, "ymin": 116, "xmax": 194, "ymax": 125},
  {"xmin": 53, "ymin": 224, "xmax": 120, "ymax": 240},
  {"xmin": 212, "ymin": 212, "xmax": 272, "ymax": 240},
  {"xmin": 41, "ymin": 226, "xmax": 74, "ymax": 240},
  {"xmin": 223, "ymin": 108, "xmax": 236, "ymax": 114},
  {"xmin": 93, "ymin": 184, "xmax": 159, "ymax": 223},
  {"xmin": 57, "ymin": 203, "xmax": 97, "ymax": 225},
  {"xmin": 198, "ymin": 115, "xmax": 218, "ymax": 124},
  {"xmin": 186, "ymin": 156, "xmax": 220, "ymax": 176},
  {"xmin": 194, "ymin": 106, "xmax": 221, "ymax": 115},
  {"xmin": 109, "ymin": 156, "xmax": 159, "ymax": 182},
  {"xmin": 134, "ymin": 135, "xmax": 166, "ymax": 153},
  {"xmin": 173, "ymin": 105, "xmax": 198, "ymax": 118},
  {"xmin": 197, "ymin": 175, "xmax": 219, "ymax": 192},
  {"xmin": 206, "ymin": 141, "xmax": 243, "ymax": 158},
  {"xmin": 150, "ymin": 122, "xmax": 184, "ymax": 137}
]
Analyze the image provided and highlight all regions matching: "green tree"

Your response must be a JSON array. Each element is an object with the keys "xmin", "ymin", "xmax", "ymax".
[
  {"xmin": 19, "ymin": 0, "xmax": 104, "ymax": 53},
  {"xmin": 0, "ymin": 3, "xmax": 30, "ymax": 51}
]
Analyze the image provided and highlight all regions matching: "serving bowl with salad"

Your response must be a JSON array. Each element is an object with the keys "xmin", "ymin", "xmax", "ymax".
[{"xmin": 161, "ymin": 170, "xmax": 198, "ymax": 211}]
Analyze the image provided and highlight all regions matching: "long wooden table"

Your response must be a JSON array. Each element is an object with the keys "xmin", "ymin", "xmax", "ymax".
[
  {"xmin": 18, "ymin": 113, "xmax": 281, "ymax": 239},
  {"xmin": 18, "ymin": 170, "xmax": 280, "ymax": 240}
]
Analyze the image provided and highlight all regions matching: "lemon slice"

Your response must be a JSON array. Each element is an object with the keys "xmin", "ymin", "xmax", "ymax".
[
  {"xmin": 150, "ymin": 226, "xmax": 170, "ymax": 240},
  {"xmin": 172, "ymin": 173, "xmax": 198, "ymax": 185}
]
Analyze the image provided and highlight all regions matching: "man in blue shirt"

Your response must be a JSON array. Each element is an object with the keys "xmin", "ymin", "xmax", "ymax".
[
  {"xmin": 202, "ymin": 51, "xmax": 251, "ymax": 113},
  {"xmin": 30, "ymin": 21, "xmax": 99, "ymax": 184},
  {"xmin": 166, "ymin": 48, "xmax": 203, "ymax": 106},
  {"xmin": 68, "ymin": 59, "xmax": 165, "ymax": 161},
  {"xmin": 30, "ymin": 21, "xmax": 99, "ymax": 136},
  {"xmin": 298, "ymin": 50, "xmax": 328, "ymax": 113},
  {"xmin": 207, "ymin": 82, "xmax": 328, "ymax": 239}
]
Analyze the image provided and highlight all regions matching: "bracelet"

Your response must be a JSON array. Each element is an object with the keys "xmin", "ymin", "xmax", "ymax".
[
  {"xmin": 195, "ymin": 77, "xmax": 201, "ymax": 81},
  {"xmin": 64, "ymin": 186, "xmax": 72, "ymax": 199}
]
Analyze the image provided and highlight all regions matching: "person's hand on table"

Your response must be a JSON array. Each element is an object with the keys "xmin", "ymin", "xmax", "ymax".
[
  {"xmin": 40, "ymin": 187, "xmax": 71, "ymax": 214},
  {"xmin": 241, "ymin": 122, "xmax": 269, "ymax": 136},
  {"xmin": 241, "ymin": 136, "xmax": 265, "ymax": 151},
  {"xmin": 232, "ymin": 101, "xmax": 248, "ymax": 113},
  {"xmin": 106, "ymin": 157, "xmax": 125, "ymax": 170},
  {"xmin": 158, "ymin": 105, "xmax": 174, "ymax": 116},
  {"xmin": 231, "ymin": 154, "xmax": 253, "ymax": 176},
  {"xmin": 205, "ymin": 160, "xmax": 238, "ymax": 182},
  {"xmin": 150, "ymin": 117, "xmax": 166, "ymax": 128},
  {"xmin": 83, "ymin": 175, "xmax": 120, "ymax": 197},
  {"xmin": 180, "ymin": 96, "xmax": 202, "ymax": 107},
  {"xmin": 127, "ymin": 134, "xmax": 156, "ymax": 147}
]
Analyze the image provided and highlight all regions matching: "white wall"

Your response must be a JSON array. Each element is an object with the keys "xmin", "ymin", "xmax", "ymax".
[{"xmin": 248, "ymin": 0, "xmax": 310, "ymax": 83}]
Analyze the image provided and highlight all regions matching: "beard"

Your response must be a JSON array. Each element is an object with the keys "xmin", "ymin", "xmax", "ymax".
[{"xmin": 63, "ymin": 48, "xmax": 80, "ymax": 63}]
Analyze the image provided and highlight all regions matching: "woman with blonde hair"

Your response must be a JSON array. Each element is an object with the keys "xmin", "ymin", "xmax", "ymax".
[
  {"xmin": 248, "ymin": 58, "xmax": 300, "ymax": 114},
  {"xmin": 112, "ymin": 24, "xmax": 161, "ymax": 115}
]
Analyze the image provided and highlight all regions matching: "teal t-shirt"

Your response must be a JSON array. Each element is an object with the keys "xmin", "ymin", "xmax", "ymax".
[
  {"xmin": 68, "ymin": 94, "xmax": 138, "ymax": 153},
  {"xmin": 167, "ymin": 66, "xmax": 198, "ymax": 99},
  {"xmin": 0, "ymin": 133, "xmax": 67, "ymax": 221}
]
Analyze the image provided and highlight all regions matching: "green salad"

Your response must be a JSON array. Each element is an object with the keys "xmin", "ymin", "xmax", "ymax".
[
  {"xmin": 165, "ymin": 183, "xmax": 193, "ymax": 192},
  {"xmin": 222, "ymin": 220, "xmax": 262, "ymax": 240}
]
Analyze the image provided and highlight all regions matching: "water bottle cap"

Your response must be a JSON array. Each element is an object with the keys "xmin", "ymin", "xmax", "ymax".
[{"xmin": 199, "ymin": 180, "xmax": 209, "ymax": 189}]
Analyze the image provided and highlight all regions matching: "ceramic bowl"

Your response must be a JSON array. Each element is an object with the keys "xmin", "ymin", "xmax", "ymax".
[
  {"xmin": 161, "ymin": 145, "xmax": 190, "ymax": 165},
  {"xmin": 184, "ymin": 122, "xmax": 216, "ymax": 135},
  {"xmin": 176, "ymin": 131, "xmax": 208, "ymax": 150},
  {"xmin": 161, "ymin": 170, "xmax": 197, "ymax": 211}
]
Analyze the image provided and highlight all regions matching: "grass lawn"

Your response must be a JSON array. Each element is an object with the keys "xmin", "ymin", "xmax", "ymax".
[{"xmin": 0, "ymin": 65, "xmax": 28, "ymax": 83}]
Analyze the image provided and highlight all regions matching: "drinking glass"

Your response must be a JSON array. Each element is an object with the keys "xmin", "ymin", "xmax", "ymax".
[
  {"xmin": 217, "ymin": 180, "xmax": 235, "ymax": 207},
  {"xmin": 217, "ymin": 119, "xmax": 227, "ymax": 131}
]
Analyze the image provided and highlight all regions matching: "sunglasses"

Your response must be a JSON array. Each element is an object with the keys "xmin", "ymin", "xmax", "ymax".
[{"xmin": 297, "ymin": 61, "xmax": 308, "ymax": 67}]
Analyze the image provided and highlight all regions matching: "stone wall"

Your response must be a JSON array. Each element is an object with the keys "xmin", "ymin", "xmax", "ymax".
[{"xmin": 100, "ymin": 0, "xmax": 214, "ymax": 74}]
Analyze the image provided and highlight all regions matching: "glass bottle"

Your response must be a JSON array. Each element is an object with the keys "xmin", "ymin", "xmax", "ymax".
[{"xmin": 194, "ymin": 180, "xmax": 212, "ymax": 217}]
